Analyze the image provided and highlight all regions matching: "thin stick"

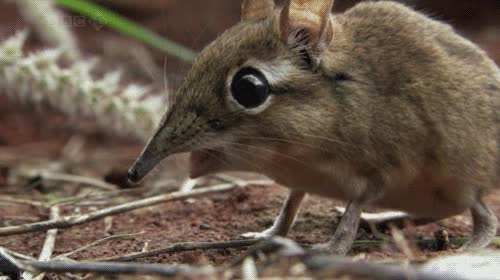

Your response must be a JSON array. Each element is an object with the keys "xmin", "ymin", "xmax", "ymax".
[
  {"xmin": 389, "ymin": 224, "xmax": 415, "ymax": 260},
  {"xmin": 95, "ymin": 239, "xmax": 259, "ymax": 262},
  {"xmin": 49, "ymin": 188, "xmax": 140, "ymax": 207},
  {"xmin": 23, "ymin": 206, "xmax": 60, "ymax": 280},
  {"xmin": 0, "ymin": 181, "xmax": 267, "ymax": 236},
  {"xmin": 41, "ymin": 172, "xmax": 118, "ymax": 191},
  {"xmin": 0, "ymin": 196, "xmax": 46, "ymax": 207},
  {"xmin": 23, "ymin": 260, "xmax": 214, "ymax": 277},
  {"xmin": 0, "ymin": 247, "xmax": 27, "ymax": 271},
  {"xmin": 2, "ymin": 237, "xmax": 493, "ymax": 280},
  {"xmin": 38, "ymin": 206, "xmax": 60, "ymax": 261},
  {"xmin": 3, "ymin": 248, "xmax": 36, "ymax": 261},
  {"xmin": 241, "ymin": 257, "xmax": 258, "ymax": 280},
  {"xmin": 350, "ymin": 236, "xmax": 500, "ymax": 247},
  {"xmin": 55, "ymin": 232, "xmax": 144, "ymax": 259},
  {"xmin": 302, "ymin": 255, "xmax": 449, "ymax": 280}
]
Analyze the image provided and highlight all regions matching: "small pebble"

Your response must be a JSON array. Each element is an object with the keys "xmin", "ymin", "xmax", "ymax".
[{"xmin": 200, "ymin": 223, "xmax": 211, "ymax": 230}]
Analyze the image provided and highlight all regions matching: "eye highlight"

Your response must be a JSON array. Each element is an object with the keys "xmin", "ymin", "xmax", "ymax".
[{"xmin": 230, "ymin": 67, "xmax": 270, "ymax": 109}]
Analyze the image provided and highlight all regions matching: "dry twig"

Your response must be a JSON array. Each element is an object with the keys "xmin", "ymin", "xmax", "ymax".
[
  {"xmin": 0, "ymin": 196, "xmax": 45, "ymax": 208},
  {"xmin": 96, "ymin": 239, "xmax": 259, "ymax": 262},
  {"xmin": 241, "ymin": 257, "xmax": 258, "ymax": 280},
  {"xmin": 22, "ymin": 206, "xmax": 60, "ymax": 280},
  {"xmin": 301, "ymin": 255, "xmax": 446, "ymax": 280},
  {"xmin": 55, "ymin": 232, "xmax": 144, "ymax": 260},
  {"xmin": 38, "ymin": 206, "xmax": 60, "ymax": 261},
  {"xmin": 0, "ymin": 181, "xmax": 270, "ymax": 236},
  {"xmin": 23, "ymin": 260, "xmax": 214, "ymax": 278},
  {"xmin": 389, "ymin": 224, "xmax": 415, "ymax": 260},
  {"xmin": 2, "ymin": 248, "xmax": 36, "ymax": 262},
  {"xmin": 2, "ymin": 238, "xmax": 496, "ymax": 279},
  {"xmin": 40, "ymin": 172, "xmax": 118, "ymax": 191},
  {"xmin": 49, "ymin": 189, "xmax": 140, "ymax": 207}
]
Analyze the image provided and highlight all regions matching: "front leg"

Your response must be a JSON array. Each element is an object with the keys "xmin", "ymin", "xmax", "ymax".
[
  {"xmin": 312, "ymin": 200, "xmax": 362, "ymax": 255},
  {"xmin": 242, "ymin": 190, "xmax": 305, "ymax": 239}
]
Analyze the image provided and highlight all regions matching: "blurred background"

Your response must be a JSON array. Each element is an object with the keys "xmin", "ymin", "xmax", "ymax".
[{"xmin": 1, "ymin": 0, "xmax": 499, "ymax": 68}]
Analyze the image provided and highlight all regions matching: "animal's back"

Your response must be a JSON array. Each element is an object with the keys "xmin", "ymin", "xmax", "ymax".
[{"xmin": 330, "ymin": 1, "xmax": 500, "ymax": 192}]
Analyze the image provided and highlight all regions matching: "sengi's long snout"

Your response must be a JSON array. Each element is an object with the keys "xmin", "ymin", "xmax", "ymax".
[{"xmin": 127, "ymin": 129, "xmax": 173, "ymax": 183}]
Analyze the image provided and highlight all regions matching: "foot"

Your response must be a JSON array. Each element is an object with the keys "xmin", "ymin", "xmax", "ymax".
[
  {"xmin": 459, "ymin": 198, "xmax": 498, "ymax": 251},
  {"xmin": 242, "ymin": 191, "xmax": 305, "ymax": 240},
  {"xmin": 311, "ymin": 201, "xmax": 362, "ymax": 256},
  {"xmin": 241, "ymin": 227, "xmax": 277, "ymax": 239}
]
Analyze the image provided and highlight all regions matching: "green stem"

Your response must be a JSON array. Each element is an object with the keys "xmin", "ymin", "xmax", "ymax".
[{"xmin": 55, "ymin": 0, "xmax": 196, "ymax": 62}]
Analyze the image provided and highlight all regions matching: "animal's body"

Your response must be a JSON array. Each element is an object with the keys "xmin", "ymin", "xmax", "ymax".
[{"xmin": 129, "ymin": 0, "xmax": 499, "ymax": 254}]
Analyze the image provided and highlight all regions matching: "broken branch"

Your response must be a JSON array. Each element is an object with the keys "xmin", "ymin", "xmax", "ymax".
[
  {"xmin": 22, "ymin": 206, "xmax": 60, "ymax": 280},
  {"xmin": 23, "ymin": 260, "xmax": 214, "ymax": 277}
]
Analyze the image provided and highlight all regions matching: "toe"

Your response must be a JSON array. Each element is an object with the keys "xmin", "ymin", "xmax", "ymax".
[{"xmin": 241, "ymin": 231, "xmax": 273, "ymax": 239}]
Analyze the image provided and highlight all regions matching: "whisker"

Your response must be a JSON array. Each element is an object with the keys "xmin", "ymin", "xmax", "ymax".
[
  {"xmin": 234, "ymin": 124, "xmax": 375, "ymax": 161},
  {"xmin": 214, "ymin": 140, "xmax": 311, "ymax": 175},
  {"xmin": 203, "ymin": 149, "xmax": 233, "ymax": 170},
  {"xmin": 222, "ymin": 140, "xmax": 312, "ymax": 167}
]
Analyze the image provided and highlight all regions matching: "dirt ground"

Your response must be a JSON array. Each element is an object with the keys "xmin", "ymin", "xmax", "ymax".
[{"xmin": 0, "ymin": 0, "xmax": 499, "ymax": 278}]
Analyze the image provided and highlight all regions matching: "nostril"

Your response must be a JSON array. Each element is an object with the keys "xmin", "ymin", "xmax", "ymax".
[{"xmin": 127, "ymin": 168, "xmax": 140, "ymax": 183}]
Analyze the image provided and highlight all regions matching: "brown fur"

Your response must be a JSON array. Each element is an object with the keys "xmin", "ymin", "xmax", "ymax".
[{"xmin": 131, "ymin": 1, "xmax": 499, "ymax": 224}]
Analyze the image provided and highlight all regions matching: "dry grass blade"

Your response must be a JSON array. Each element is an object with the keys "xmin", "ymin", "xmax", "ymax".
[
  {"xmin": 49, "ymin": 189, "xmax": 140, "ymax": 207},
  {"xmin": 302, "ymin": 255, "xmax": 448, "ymax": 280},
  {"xmin": 2, "ymin": 249, "xmax": 36, "ymax": 261},
  {"xmin": 241, "ymin": 257, "xmax": 258, "ymax": 280},
  {"xmin": 0, "ymin": 247, "xmax": 30, "ymax": 272},
  {"xmin": 22, "ymin": 206, "xmax": 60, "ymax": 280},
  {"xmin": 96, "ymin": 239, "xmax": 259, "ymax": 262},
  {"xmin": 389, "ymin": 224, "xmax": 415, "ymax": 260},
  {"xmin": 17, "ymin": 0, "xmax": 80, "ymax": 61},
  {"xmin": 23, "ymin": 260, "xmax": 214, "ymax": 277},
  {"xmin": 40, "ymin": 172, "xmax": 118, "ymax": 191},
  {"xmin": 0, "ymin": 196, "xmax": 46, "ymax": 207},
  {"xmin": 55, "ymin": 232, "xmax": 144, "ymax": 259}
]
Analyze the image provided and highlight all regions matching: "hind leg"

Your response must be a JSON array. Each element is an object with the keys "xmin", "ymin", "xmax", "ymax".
[
  {"xmin": 461, "ymin": 197, "xmax": 498, "ymax": 250},
  {"xmin": 312, "ymin": 200, "xmax": 363, "ymax": 255}
]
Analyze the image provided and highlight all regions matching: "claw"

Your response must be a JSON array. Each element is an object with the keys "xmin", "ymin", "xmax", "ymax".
[{"xmin": 241, "ymin": 229, "xmax": 276, "ymax": 240}]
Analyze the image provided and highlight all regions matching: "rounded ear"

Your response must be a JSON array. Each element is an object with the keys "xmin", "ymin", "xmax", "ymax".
[
  {"xmin": 280, "ymin": 0, "xmax": 334, "ymax": 66},
  {"xmin": 241, "ymin": 0, "xmax": 275, "ymax": 21}
]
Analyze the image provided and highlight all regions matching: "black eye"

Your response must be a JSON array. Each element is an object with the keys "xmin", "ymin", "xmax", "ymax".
[
  {"xmin": 209, "ymin": 119, "xmax": 223, "ymax": 130},
  {"xmin": 231, "ymin": 67, "xmax": 270, "ymax": 109}
]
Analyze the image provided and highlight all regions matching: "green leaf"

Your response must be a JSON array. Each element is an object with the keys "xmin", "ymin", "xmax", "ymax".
[{"xmin": 55, "ymin": 0, "xmax": 196, "ymax": 62}]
